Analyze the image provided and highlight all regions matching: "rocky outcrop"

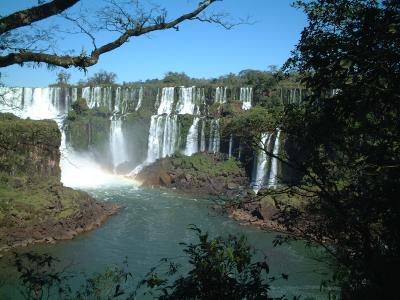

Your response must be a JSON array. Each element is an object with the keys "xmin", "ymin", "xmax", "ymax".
[
  {"xmin": 0, "ymin": 113, "xmax": 61, "ymax": 177},
  {"xmin": 134, "ymin": 153, "xmax": 250, "ymax": 198},
  {"xmin": 226, "ymin": 188, "xmax": 305, "ymax": 233},
  {"xmin": 0, "ymin": 113, "xmax": 119, "ymax": 252}
]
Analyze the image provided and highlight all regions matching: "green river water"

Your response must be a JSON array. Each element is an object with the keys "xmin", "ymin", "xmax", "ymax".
[{"xmin": 0, "ymin": 182, "xmax": 331, "ymax": 299}]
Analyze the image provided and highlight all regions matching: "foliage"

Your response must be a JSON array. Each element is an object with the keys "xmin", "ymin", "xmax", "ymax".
[
  {"xmin": 0, "ymin": 113, "xmax": 61, "ymax": 177},
  {"xmin": 138, "ymin": 225, "xmax": 282, "ymax": 299},
  {"xmin": 281, "ymin": 0, "xmax": 400, "ymax": 299},
  {"xmin": 171, "ymin": 152, "xmax": 242, "ymax": 178},
  {"xmin": 84, "ymin": 70, "xmax": 118, "ymax": 86},
  {"xmin": 225, "ymin": 106, "xmax": 282, "ymax": 151},
  {"xmin": 163, "ymin": 72, "xmax": 191, "ymax": 85},
  {"xmin": 13, "ymin": 252, "xmax": 72, "ymax": 300},
  {"xmin": 64, "ymin": 107, "xmax": 111, "ymax": 152},
  {"xmin": 71, "ymin": 98, "xmax": 89, "ymax": 115},
  {"xmin": 55, "ymin": 71, "xmax": 71, "ymax": 86}
]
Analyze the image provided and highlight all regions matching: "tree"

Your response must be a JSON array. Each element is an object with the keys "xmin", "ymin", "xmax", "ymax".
[
  {"xmin": 163, "ymin": 71, "xmax": 191, "ymax": 85},
  {"xmin": 55, "ymin": 70, "xmax": 71, "ymax": 86},
  {"xmin": 0, "ymin": 0, "xmax": 236, "ymax": 70},
  {"xmin": 85, "ymin": 70, "xmax": 117, "ymax": 86},
  {"xmin": 278, "ymin": 0, "xmax": 400, "ymax": 299}
]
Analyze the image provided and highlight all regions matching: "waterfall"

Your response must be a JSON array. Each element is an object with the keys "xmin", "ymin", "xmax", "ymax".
[
  {"xmin": 157, "ymin": 87, "xmax": 175, "ymax": 114},
  {"xmin": 1, "ymin": 85, "xmax": 284, "ymax": 188},
  {"xmin": 129, "ymin": 87, "xmax": 179, "ymax": 175},
  {"xmin": 114, "ymin": 87, "xmax": 121, "ymax": 113},
  {"xmin": 0, "ymin": 86, "xmax": 124, "ymax": 187},
  {"xmin": 135, "ymin": 87, "xmax": 143, "ymax": 111},
  {"xmin": 185, "ymin": 117, "xmax": 200, "ymax": 156},
  {"xmin": 81, "ymin": 86, "xmax": 113, "ymax": 111},
  {"xmin": 252, "ymin": 133, "xmax": 272, "ymax": 192},
  {"xmin": 176, "ymin": 87, "xmax": 204, "ymax": 115},
  {"xmin": 0, "ymin": 87, "xmax": 62, "ymax": 121},
  {"xmin": 144, "ymin": 115, "xmax": 178, "ymax": 163},
  {"xmin": 110, "ymin": 117, "xmax": 128, "ymax": 170},
  {"xmin": 208, "ymin": 119, "xmax": 220, "ymax": 153},
  {"xmin": 215, "ymin": 87, "xmax": 227, "ymax": 104},
  {"xmin": 240, "ymin": 87, "xmax": 253, "ymax": 110},
  {"xmin": 177, "ymin": 87, "xmax": 195, "ymax": 114},
  {"xmin": 200, "ymin": 119, "xmax": 206, "ymax": 152},
  {"xmin": 267, "ymin": 129, "xmax": 281, "ymax": 188},
  {"xmin": 228, "ymin": 134, "xmax": 233, "ymax": 158}
]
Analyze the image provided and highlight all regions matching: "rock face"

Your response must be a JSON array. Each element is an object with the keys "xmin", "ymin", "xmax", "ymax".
[
  {"xmin": 0, "ymin": 113, "xmax": 119, "ymax": 251},
  {"xmin": 0, "ymin": 113, "xmax": 61, "ymax": 177},
  {"xmin": 227, "ymin": 188, "xmax": 305, "ymax": 233},
  {"xmin": 135, "ymin": 152, "xmax": 249, "ymax": 198}
]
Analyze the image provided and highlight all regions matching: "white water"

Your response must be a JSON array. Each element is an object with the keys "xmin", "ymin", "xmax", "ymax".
[
  {"xmin": 82, "ymin": 86, "xmax": 112, "ymax": 111},
  {"xmin": 184, "ymin": 117, "xmax": 200, "ymax": 156},
  {"xmin": 176, "ymin": 87, "xmax": 194, "ymax": 114},
  {"xmin": 110, "ymin": 118, "xmax": 129, "ymax": 170},
  {"xmin": 215, "ymin": 87, "xmax": 227, "ymax": 104},
  {"xmin": 0, "ymin": 87, "xmax": 126, "ymax": 188},
  {"xmin": 2, "ymin": 85, "xmax": 279, "ymax": 190},
  {"xmin": 228, "ymin": 134, "xmax": 233, "ymax": 158},
  {"xmin": 253, "ymin": 133, "xmax": 272, "ymax": 192},
  {"xmin": 157, "ymin": 87, "xmax": 175, "ymax": 114},
  {"xmin": 267, "ymin": 129, "xmax": 281, "ymax": 188},
  {"xmin": 135, "ymin": 87, "xmax": 143, "ymax": 111},
  {"xmin": 240, "ymin": 87, "xmax": 253, "ymax": 110},
  {"xmin": 208, "ymin": 119, "xmax": 220, "ymax": 153},
  {"xmin": 200, "ymin": 119, "xmax": 206, "ymax": 152}
]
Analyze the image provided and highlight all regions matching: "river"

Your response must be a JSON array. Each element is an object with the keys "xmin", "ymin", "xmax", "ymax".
[{"xmin": 0, "ymin": 178, "xmax": 330, "ymax": 299}]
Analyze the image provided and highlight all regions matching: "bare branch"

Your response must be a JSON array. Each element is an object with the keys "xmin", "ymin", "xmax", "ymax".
[
  {"xmin": 191, "ymin": 13, "xmax": 254, "ymax": 30},
  {"xmin": 0, "ymin": 0, "xmax": 220, "ymax": 69},
  {"xmin": 0, "ymin": 0, "xmax": 80, "ymax": 35}
]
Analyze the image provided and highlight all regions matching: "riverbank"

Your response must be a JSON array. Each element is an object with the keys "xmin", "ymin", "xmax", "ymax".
[{"xmin": 0, "ymin": 113, "xmax": 120, "ymax": 252}]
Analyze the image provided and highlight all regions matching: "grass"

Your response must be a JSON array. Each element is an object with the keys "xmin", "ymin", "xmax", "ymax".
[
  {"xmin": 0, "ymin": 173, "xmax": 86, "ymax": 226},
  {"xmin": 171, "ymin": 153, "xmax": 242, "ymax": 178}
]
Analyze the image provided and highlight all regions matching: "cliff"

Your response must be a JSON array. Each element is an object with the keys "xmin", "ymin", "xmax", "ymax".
[{"xmin": 0, "ymin": 113, "xmax": 119, "ymax": 251}]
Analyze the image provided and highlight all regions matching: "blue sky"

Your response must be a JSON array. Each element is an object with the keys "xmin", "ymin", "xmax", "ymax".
[{"xmin": 0, "ymin": 0, "xmax": 307, "ymax": 87}]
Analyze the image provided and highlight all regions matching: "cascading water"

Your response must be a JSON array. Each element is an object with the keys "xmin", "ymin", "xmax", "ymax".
[
  {"xmin": 157, "ymin": 87, "xmax": 175, "ymax": 114},
  {"xmin": 240, "ymin": 87, "xmax": 253, "ymax": 110},
  {"xmin": 267, "ymin": 129, "xmax": 281, "ymax": 188},
  {"xmin": 135, "ymin": 87, "xmax": 143, "ymax": 111},
  {"xmin": 208, "ymin": 119, "xmax": 220, "ymax": 153},
  {"xmin": 1, "ymin": 84, "xmax": 281, "ymax": 189},
  {"xmin": 200, "ymin": 119, "xmax": 206, "ymax": 152},
  {"xmin": 252, "ymin": 133, "xmax": 272, "ymax": 192},
  {"xmin": 228, "ymin": 134, "xmax": 233, "ymax": 158},
  {"xmin": 110, "ymin": 117, "xmax": 129, "ymax": 170},
  {"xmin": 184, "ymin": 117, "xmax": 200, "ymax": 156},
  {"xmin": 129, "ymin": 87, "xmax": 178, "ymax": 175},
  {"xmin": 0, "ymin": 86, "xmax": 128, "ymax": 188},
  {"xmin": 215, "ymin": 87, "xmax": 227, "ymax": 104}
]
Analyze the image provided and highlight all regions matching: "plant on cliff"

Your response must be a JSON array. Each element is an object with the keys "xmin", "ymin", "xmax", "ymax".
[
  {"xmin": 278, "ymin": 0, "xmax": 400, "ymax": 299},
  {"xmin": 225, "ymin": 106, "xmax": 283, "ymax": 160},
  {"xmin": 71, "ymin": 98, "xmax": 89, "ymax": 115},
  {"xmin": 55, "ymin": 71, "xmax": 71, "ymax": 86},
  {"xmin": 84, "ymin": 70, "xmax": 118, "ymax": 86}
]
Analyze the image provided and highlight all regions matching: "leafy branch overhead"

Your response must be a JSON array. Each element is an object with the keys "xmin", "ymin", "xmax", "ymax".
[{"xmin": 0, "ymin": 0, "xmax": 245, "ymax": 70}]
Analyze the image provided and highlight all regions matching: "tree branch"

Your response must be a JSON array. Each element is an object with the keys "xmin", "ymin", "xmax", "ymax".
[
  {"xmin": 0, "ymin": 0, "xmax": 218, "ymax": 69},
  {"xmin": 0, "ymin": 0, "xmax": 80, "ymax": 35}
]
